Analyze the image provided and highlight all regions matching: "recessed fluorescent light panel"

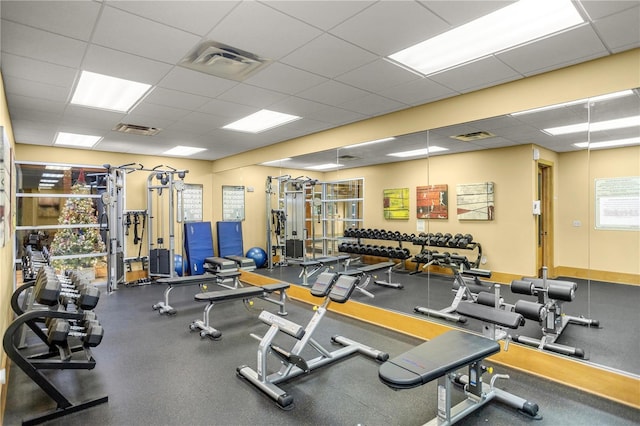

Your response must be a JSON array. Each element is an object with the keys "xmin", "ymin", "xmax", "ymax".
[
  {"xmin": 387, "ymin": 146, "xmax": 448, "ymax": 158},
  {"xmin": 306, "ymin": 163, "xmax": 344, "ymax": 170},
  {"xmin": 54, "ymin": 132, "xmax": 102, "ymax": 148},
  {"xmin": 71, "ymin": 71, "xmax": 152, "ymax": 112},
  {"xmin": 163, "ymin": 146, "xmax": 206, "ymax": 156},
  {"xmin": 45, "ymin": 165, "xmax": 71, "ymax": 171},
  {"xmin": 343, "ymin": 137, "xmax": 396, "ymax": 149},
  {"xmin": 544, "ymin": 116, "xmax": 640, "ymax": 135},
  {"xmin": 511, "ymin": 90, "xmax": 635, "ymax": 116},
  {"xmin": 223, "ymin": 109, "xmax": 301, "ymax": 133},
  {"xmin": 260, "ymin": 158, "xmax": 292, "ymax": 166},
  {"xmin": 574, "ymin": 137, "xmax": 640, "ymax": 149},
  {"xmin": 388, "ymin": 0, "xmax": 584, "ymax": 76}
]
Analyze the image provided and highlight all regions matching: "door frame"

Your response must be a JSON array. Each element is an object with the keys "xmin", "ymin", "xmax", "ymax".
[{"xmin": 536, "ymin": 160, "xmax": 555, "ymax": 277}]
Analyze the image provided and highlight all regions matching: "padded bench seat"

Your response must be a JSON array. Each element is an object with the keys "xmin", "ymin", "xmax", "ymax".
[
  {"xmin": 379, "ymin": 330, "xmax": 499, "ymax": 389},
  {"xmin": 190, "ymin": 282, "xmax": 290, "ymax": 340},
  {"xmin": 195, "ymin": 282, "xmax": 288, "ymax": 302},
  {"xmin": 358, "ymin": 261, "xmax": 395, "ymax": 272},
  {"xmin": 156, "ymin": 273, "xmax": 220, "ymax": 285},
  {"xmin": 456, "ymin": 301, "xmax": 524, "ymax": 329}
]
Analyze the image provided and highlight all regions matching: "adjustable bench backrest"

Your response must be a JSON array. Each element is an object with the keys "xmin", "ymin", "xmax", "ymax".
[
  {"xmin": 328, "ymin": 274, "xmax": 360, "ymax": 303},
  {"xmin": 310, "ymin": 272, "xmax": 338, "ymax": 298},
  {"xmin": 194, "ymin": 282, "xmax": 289, "ymax": 303}
]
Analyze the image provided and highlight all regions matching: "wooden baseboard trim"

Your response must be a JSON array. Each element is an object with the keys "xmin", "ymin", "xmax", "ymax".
[
  {"xmin": 241, "ymin": 271, "xmax": 640, "ymax": 409},
  {"xmin": 555, "ymin": 266, "xmax": 639, "ymax": 285}
]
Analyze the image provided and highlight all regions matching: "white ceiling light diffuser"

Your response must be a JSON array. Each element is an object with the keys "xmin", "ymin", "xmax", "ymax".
[
  {"xmin": 343, "ymin": 137, "xmax": 396, "ymax": 149},
  {"xmin": 544, "ymin": 116, "xmax": 640, "ymax": 136},
  {"xmin": 574, "ymin": 137, "xmax": 640, "ymax": 149},
  {"xmin": 54, "ymin": 132, "xmax": 102, "ymax": 148},
  {"xmin": 223, "ymin": 109, "xmax": 302, "ymax": 133},
  {"xmin": 388, "ymin": 146, "xmax": 448, "ymax": 158},
  {"xmin": 260, "ymin": 158, "xmax": 292, "ymax": 166},
  {"xmin": 71, "ymin": 71, "xmax": 152, "ymax": 113},
  {"xmin": 163, "ymin": 146, "xmax": 207, "ymax": 156},
  {"xmin": 388, "ymin": 0, "xmax": 584, "ymax": 76},
  {"xmin": 306, "ymin": 163, "xmax": 344, "ymax": 170}
]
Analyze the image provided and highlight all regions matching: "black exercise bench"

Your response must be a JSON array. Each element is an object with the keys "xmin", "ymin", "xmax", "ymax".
[
  {"xmin": 297, "ymin": 255, "xmax": 351, "ymax": 286},
  {"xmin": 379, "ymin": 301, "xmax": 538, "ymax": 425},
  {"xmin": 343, "ymin": 261, "xmax": 402, "ymax": 289},
  {"xmin": 189, "ymin": 282, "xmax": 289, "ymax": 340},
  {"xmin": 153, "ymin": 270, "xmax": 242, "ymax": 315}
]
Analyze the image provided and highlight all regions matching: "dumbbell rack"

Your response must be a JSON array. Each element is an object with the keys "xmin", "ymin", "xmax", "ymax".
[
  {"xmin": 410, "ymin": 232, "xmax": 483, "ymax": 274},
  {"xmin": 340, "ymin": 228, "xmax": 413, "ymax": 262}
]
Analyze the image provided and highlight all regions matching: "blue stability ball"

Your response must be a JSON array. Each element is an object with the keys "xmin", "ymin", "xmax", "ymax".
[
  {"xmin": 174, "ymin": 254, "xmax": 184, "ymax": 276},
  {"xmin": 246, "ymin": 247, "xmax": 267, "ymax": 268}
]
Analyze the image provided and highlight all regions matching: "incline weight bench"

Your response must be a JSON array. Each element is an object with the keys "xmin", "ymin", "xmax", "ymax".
[
  {"xmin": 189, "ymin": 282, "xmax": 289, "ymax": 340},
  {"xmin": 379, "ymin": 301, "xmax": 539, "ymax": 425},
  {"xmin": 297, "ymin": 255, "xmax": 351, "ymax": 286}
]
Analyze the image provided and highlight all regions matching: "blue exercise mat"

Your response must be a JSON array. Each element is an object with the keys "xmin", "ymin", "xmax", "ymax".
[
  {"xmin": 217, "ymin": 221, "xmax": 244, "ymax": 257},
  {"xmin": 184, "ymin": 222, "xmax": 214, "ymax": 275}
]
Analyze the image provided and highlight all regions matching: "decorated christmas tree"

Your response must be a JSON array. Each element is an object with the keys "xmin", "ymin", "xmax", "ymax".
[{"xmin": 50, "ymin": 173, "xmax": 106, "ymax": 272}]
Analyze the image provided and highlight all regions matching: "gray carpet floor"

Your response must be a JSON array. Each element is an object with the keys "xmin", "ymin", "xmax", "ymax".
[{"xmin": 4, "ymin": 279, "xmax": 639, "ymax": 426}]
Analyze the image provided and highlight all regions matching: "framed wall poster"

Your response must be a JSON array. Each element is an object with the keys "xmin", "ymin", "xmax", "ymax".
[
  {"xmin": 457, "ymin": 182, "xmax": 495, "ymax": 220},
  {"xmin": 222, "ymin": 185, "xmax": 245, "ymax": 221},
  {"xmin": 383, "ymin": 188, "xmax": 410, "ymax": 220},
  {"xmin": 417, "ymin": 184, "xmax": 448, "ymax": 219},
  {"xmin": 595, "ymin": 176, "xmax": 640, "ymax": 230}
]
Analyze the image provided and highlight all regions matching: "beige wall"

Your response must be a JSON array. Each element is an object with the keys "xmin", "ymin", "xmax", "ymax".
[{"xmin": 0, "ymin": 71, "xmax": 16, "ymax": 424}]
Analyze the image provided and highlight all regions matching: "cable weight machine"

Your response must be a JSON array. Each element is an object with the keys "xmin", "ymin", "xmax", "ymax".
[
  {"xmin": 101, "ymin": 163, "xmax": 188, "ymax": 292},
  {"xmin": 147, "ymin": 165, "xmax": 188, "ymax": 279}
]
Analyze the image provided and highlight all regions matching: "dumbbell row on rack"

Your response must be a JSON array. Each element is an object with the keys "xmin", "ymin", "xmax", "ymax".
[
  {"xmin": 338, "ymin": 242, "xmax": 411, "ymax": 260},
  {"xmin": 411, "ymin": 232, "xmax": 474, "ymax": 249},
  {"xmin": 344, "ymin": 227, "xmax": 416, "ymax": 242},
  {"xmin": 412, "ymin": 250, "xmax": 473, "ymax": 269},
  {"xmin": 47, "ymin": 317, "xmax": 104, "ymax": 349},
  {"xmin": 34, "ymin": 266, "xmax": 101, "ymax": 311}
]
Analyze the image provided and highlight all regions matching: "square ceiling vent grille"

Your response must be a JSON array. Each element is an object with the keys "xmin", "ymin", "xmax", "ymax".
[
  {"xmin": 113, "ymin": 123, "xmax": 161, "ymax": 136},
  {"xmin": 450, "ymin": 131, "xmax": 496, "ymax": 142},
  {"xmin": 179, "ymin": 41, "xmax": 272, "ymax": 81}
]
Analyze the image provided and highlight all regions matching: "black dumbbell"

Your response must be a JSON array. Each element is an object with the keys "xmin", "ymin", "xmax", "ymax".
[{"xmin": 458, "ymin": 234, "xmax": 474, "ymax": 248}]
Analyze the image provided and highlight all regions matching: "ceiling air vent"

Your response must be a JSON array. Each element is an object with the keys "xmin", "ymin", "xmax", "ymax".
[
  {"xmin": 179, "ymin": 41, "xmax": 272, "ymax": 81},
  {"xmin": 338, "ymin": 154, "xmax": 360, "ymax": 161},
  {"xmin": 113, "ymin": 123, "xmax": 162, "ymax": 136},
  {"xmin": 450, "ymin": 131, "xmax": 496, "ymax": 142}
]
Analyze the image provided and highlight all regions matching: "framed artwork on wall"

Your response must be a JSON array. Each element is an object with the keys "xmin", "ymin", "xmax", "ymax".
[
  {"xmin": 457, "ymin": 182, "xmax": 495, "ymax": 220},
  {"xmin": 417, "ymin": 184, "xmax": 448, "ymax": 219},
  {"xmin": 383, "ymin": 188, "xmax": 409, "ymax": 220}
]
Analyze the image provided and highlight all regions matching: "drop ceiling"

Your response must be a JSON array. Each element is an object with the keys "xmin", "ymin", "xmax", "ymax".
[{"xmin": 1, "ymin": 0, "xmax": 639, "ymax": 165}]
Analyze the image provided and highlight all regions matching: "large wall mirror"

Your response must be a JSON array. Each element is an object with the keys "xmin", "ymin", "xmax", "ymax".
[{"xmin": 256, "ymin": 88, "xmax": 639, "ymax": 380}]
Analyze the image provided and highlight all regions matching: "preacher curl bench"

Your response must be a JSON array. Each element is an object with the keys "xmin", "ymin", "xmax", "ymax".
[{"xmin": 379, "ymin": 301, "xmax": 540, "ymax": 425}]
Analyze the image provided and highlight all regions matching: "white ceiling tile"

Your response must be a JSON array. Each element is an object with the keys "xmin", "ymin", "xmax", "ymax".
[
  {"xmin": 593, "ymin": 6, "xmax": 640, "ymax": 52},
  {"xmin": 306, "ymin": 106, "xmax": 367, "ymax": 126},
  {"xmin": 428, "ymin": 56, "xmax": 521, "ymax": 93},
  {"xmin": 218, "ymin": 84, "xmax": 289, "ymax": 109},
  {"xmin": 11, "ymin": 119, "xmax": 58, "ymax": 145},
  {"xmin": 205, "ymin": 1, "xmax": 322, "ymax": 60},
  {"xmin": 128, "ymin": 102, "xmax": 191, "ymax": 121},
  {"xmin": 336, "ymin": 59, "xmax": 420, "ymax": 92},
  {"xmin": 144, "ymin": 87, "xmax": 210, "ymax": 111},
  {"xmin": 61, "ymin": 106, "xmax": 127, "ymax": 132},
  {"xmin": 243, "ymin": 62, "xmax": 327, "ymax": 95},
  {"xmin": 330, "ymin": 1, "xmax": 449, "ymax": 56},
  {"xmin": 82, "ymin": 45, "xmax": 173, "ymax": 85},
  {"xmin": 1, "ymin": 53, "xmax": 77, "ymax": 88},
  {"xmin": 105, "ymin": 1, "xmax": 239, "ymax": 36},
  {"xmin": 497, "ymin": 25, "xmax": 608, "ymax": 75},
  {"xmin": 198, "ymin": 99, "xmax": 256, "ymax": 119},
  {"xmin": 268, "ymin": 96, "xmax": 329, "ymax": 117},
  {"xmin": 1, "ymin": 0, "xmax": 101, "ymax": 40},
  {"xmin": 339, "ymin": 94, "xmax": 406, "ymax": 117},
  {"xmin": 264, "ymin": 1, "xmax": 374, "ymax": 30},
  {"xmin": 377, "ymin": 77, "xmax": 456, "ymax": 106},
  {"xmin": 92, "ymin": 6, "xmax": 201, "ymax": 64},
  {"xmin": 3, "ymin": 76, "xmax": 70, "ymax": 103},
  {"xmin": 280, "ymin": 34, "xmax": 377, "ymax": 78},
  {"xmin": 159, "ymin": 67, "xmax": 237, "ymax": 98},
  {"xmin": 1, "ymin": 20, "xmax": 87, "ymax": 67},
  {"xmin": 167, "ymin": 112, "xmax": 227, "ymax": 135},
  {"xmin": 578, "ymin": 0, "xmax": 639, "ymax": 20},
  {"xmin": 419, "ymin": 1, "xmax": 515, "ymax": 26},
  {"xmin": 6, "ymin": 94, "xmax": 66, "ymax": 117},
  {"xmin": 296, "ymin": 80, "xmax": 369, "ymax": 106}
]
